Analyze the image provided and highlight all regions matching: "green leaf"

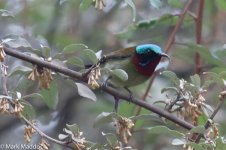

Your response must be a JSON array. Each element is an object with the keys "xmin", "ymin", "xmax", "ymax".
[
  {"xmin": 83, "ymin": 49, "xmax": 98, "ymax": 63},
  {"xmin": 161, "ymin": 71, "xmax": 180, "ymax": 86},
  {"xmin": 22, "ymin": 93, "xmax": 44, "ymax": 100},
  {"xmin": 79, "ymin": 0, "xmax": 93, "ymax": 11},
  {"xmin": 88, "ymin": 143, "xmax": 104, "ymax": 150},
  {"xmin": 66, "ymin": 57, "xmax": 85, "ymax": 68},
  {"xmin": 216, "ymin": 137, "xmax": 226, "ymax": 150},
  {"xmin": 171, "ymin": 138, "xmax": 186, "ymax": 145},
  {"xmin": 40, "ymin": 80, "xmax": 59, "ymax": 109},
  {"xmin": 3, "ymin": 35, "xmax": 32, "ymax": 49},
  {"xmin": 66, "ymin": 124, "xmax": 80, "ymax": 136},
  {"xmin": 102, "ymin": 132, "xmax": 118, "ymax": 148},
  {"xmin": 149, "ymin": 0, "xmax": 162, "ymax": 9},
  {"xmin": 111, "ymin": 69, "xmax": 128, "ymax": 81},
  {"xmin": 185, "ymin": 44, "xmax": 224, "ymax": 67},
  {"xmin": 41, "ymin": 45, "xmax": 51, "ymax": 58},
  {"xmin": 190, "ymin": 74, "xmax": 201, "ymax": 88},
  {"xmin": 203, "ymin": 72, "xmax": 224, "ymax": 88},
  {"xmin": 148, "ymin": 126, "xmax": 184, "ymax": 138},
  {"xmin": 62, "ymin": 43, "xmax": 88, "ymax": 54},
  {"xmin": 190, "ymin": 126, "xmax": 205, "ymax": 134},
  {"xmin": 93, "ymin": 112, "xmax": 121, "ymax": 128},
  {"xmin": 124, "ymin": 0, "xmax": 136, "ymax": 22},
  {"xmin": 161, "ymin": 87, "xmax": 179, "ymax": 94},
  {"xmin": 21, "ymin": 101, "xmax": 36, "ymax": 120},
  {"xmin": 219, "ymin": 71, "xmax": 226, "ymax": 79},
  {"xmin": 75, "ymin": 83, "xmax": 97, "ymax": 101},
  {"xmin": 188, "ymin": 142, "xmax": 205, "ymax": 150},
  {"xmin": 9, "ymin": 66, "xmax": 32, "ymax": 76}
]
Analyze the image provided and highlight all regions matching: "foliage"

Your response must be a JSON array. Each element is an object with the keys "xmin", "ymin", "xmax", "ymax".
[{"xmin": 1, "ymin": 0, "xmax": 226, "ymax": 150}]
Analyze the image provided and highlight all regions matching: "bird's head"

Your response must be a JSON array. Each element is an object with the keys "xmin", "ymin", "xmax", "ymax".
[
  {"xmin": 136, "ymin": 44, "xmax": 169, "ymax": 58},
  {"xmin": 134, "ymin": 44, "xmax": 169, "ymax": 67}
]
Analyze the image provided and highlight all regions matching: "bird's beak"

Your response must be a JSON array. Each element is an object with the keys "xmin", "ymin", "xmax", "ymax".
[{"xmin": 161, "ymin": 53, "xmax": 170, "ymax": 60}]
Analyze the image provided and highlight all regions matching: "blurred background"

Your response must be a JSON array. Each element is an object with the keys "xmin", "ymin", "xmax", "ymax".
[{"xmin": 0, "ymin": 0, "xmax": 226, "ymax": 149}]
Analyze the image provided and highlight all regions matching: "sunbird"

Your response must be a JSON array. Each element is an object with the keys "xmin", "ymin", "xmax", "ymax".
[
  {"xmin": 102, "ymin": 44, "xmax": 169, "ymax": 86},
  {"xmin": 93, "ymin": 44, "xmax": 169, "ymax": 111}
]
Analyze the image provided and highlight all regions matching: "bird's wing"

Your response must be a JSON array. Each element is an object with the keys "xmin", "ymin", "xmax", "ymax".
[{"xmin": 104, "ymin": 46, "xmax": 136, "ymax": 61}]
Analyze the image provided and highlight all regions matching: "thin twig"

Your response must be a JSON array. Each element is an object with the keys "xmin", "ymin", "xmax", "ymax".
[
  {"xmin": 195, "ymin": 0, "xmax": 205, "ymax": 74},
  {"xmin": 195, "ymin": 90, "xmax": 226, "ymax": 143},
  {"xmin": 21, "ymin": 115, "xmax": 74, "ymax": 149},
  {"xmin": 164, "ymin": 0, "xmax": 193, "ymax": 53},
  {"xmin": 3, "ymin": 45, "xmax": 195, "ymax": 130},
  {"xmin": 133, "ymin": 72, "xmax": 157, "ymax": 116}
]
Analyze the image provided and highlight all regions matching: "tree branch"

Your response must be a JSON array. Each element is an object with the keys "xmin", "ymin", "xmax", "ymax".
[
  {"xmin": 164, "ymin": 0, "xmax": 193, "ymax": 53},
  {"xmin": 195, "ymin": 0, "xmax": 205, "ymax": 74},
  {"xmin": 3, "ymin": 45, "xmax": 194, "ymax": 130}
]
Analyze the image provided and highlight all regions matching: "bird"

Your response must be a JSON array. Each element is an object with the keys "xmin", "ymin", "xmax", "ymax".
[
  {"xmin": 96, "ymin": 44, "xmax": 169, "ymax": 111},
  {"xmin": 101, "ymin": 44, "xmax": 169, "ymax": 87}
]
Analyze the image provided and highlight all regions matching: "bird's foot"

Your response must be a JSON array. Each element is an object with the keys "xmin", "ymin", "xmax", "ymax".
[
  {"xmin": 113, "ymin": 96, "xmax": 119, "ymax": 112},
  {"xmin": 124, "ymin": 87, "xmax": 133, "ymax": 103},
  {"xmin": 102, "ymin": 76, "xmax": 112, "ymax": 88},
  {"xmin": 82, "ymin": 55, "xmax": 106, "ymax": 78}
]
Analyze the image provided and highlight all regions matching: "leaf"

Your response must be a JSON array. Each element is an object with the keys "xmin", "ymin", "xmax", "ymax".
[
  {"xmin": 161, "ymin": 71, "xmax": 180, "ymax": 86},
  {"xmin": 75, "ymin": 83, "xmax": 97, "ymax": 101},
  {"xmin": 110, "ymin": 69, "xmax": 128, "ymax": 81},
  {"xmin": 79, "ymin": 0, "xmax": 93, "ymax": 11},
  {"xmin": 66, "ymin": 124, "xmax": 80, "ymax": 136},
  {"xmin": 21, "ymin": 93, "xmax": 44, "ymax": 100},
  {"xmin": 201, "ymin": 103, "xmax": 213, "ymax": 117},
  {"xmin": 83, "ymin": 49, "xmax": 98, "ymax": 63},
  {"xmin": 189, "ymin": 126, "xmax": 205, "ymax": 134},
  {"xmin": 66, "ymin": 57, "xmax": 85, "ymax": 68},
  {"xmin": 102, "ymin": 132, "xmax": 118, "ymax": 148},
  {"xmin": 216, "ymin": 137, "xmax": 226, "ymax": 150},
  {"xmin": 190, "ymin": 74, "xmax": 201, "ymax": 88},
  {"xmin": 203, "ymin": 72, "xmax": 224, "ymax": 88},
  {"xmin": 93, "ymin": 112, "xmax": 121, "ymax": 128},
  {"xmin": 21, "ymin": 101, "xmax": 36, "ymax": 120},
  {"xmin": 40, "ymin": 80, "xmax": 59, "ymax": 109},
  {"xmin": 149, "ymin": 0, "xmax": 162, "ymax": 9},
  {"xmin": 41, "ymin": 45, "xmax": 51, "ymax": 58},
  {"xmin": 161, "ymin": 87, "xmax": 179, "ymax": 94},
  {"xmin": 9, "ymin": 66, "xmax": 32, "ymax": 76},
  {"xmin": 58, "ymin": 134, "xmax": 69, "ymax": 141},
  {"xmin": 188, "ymin": 142, "xmax": 205, "ymax": 150},
  {"xmin": 171, "ymin": 138, "xmax": 186, "ymax": 145},
  {"xmin": 88, "ymin": 143, "xmax": 104, "ymax": 150},
  {"xmin": 124, "ymin": 0, "xmax": 136, "ymax": 22},
  {"xmin": 3, "ymin": 35, "xmax": 32, "ymax": 49},
  {"xmin": 185, "ymin": 44, "xmax": 224, "ymax": 67},
  {"xmin": 0, "ymin": 95, "xmax": 12, "ymax": 100},
  {"xmin": 16, "ymin": 91, "xmax": 22, "ymax": 99},
  {"xmin": 95, "ymin": 50, "xmax": 103, "ymax": 60},
  {"xmin": 62, "ymin": 43, "xmax": 88, "ymax": 54},
  {"xmin": 0, "ymin": 9, "xmax": 14, "ymax": 18},
  {"xmin": 148, "ymin": 126, "xmax": 184, "ymax": 138},
  {"xmin": 219, "ymin": 71, "xmax": 226, "ymax": 79}
]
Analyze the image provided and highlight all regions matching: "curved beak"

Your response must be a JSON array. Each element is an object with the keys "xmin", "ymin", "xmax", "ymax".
[{"xmin": 161, "ymin": 53, "xmax": 170, "ymax": 60}]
